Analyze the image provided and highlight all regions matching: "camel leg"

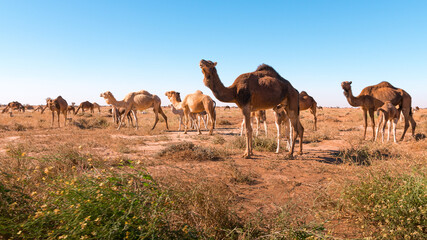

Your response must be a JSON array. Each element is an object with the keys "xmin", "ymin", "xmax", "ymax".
[
  {"xmin": 368, "ymin": 109, "xmax": 375, "ymax": 141},
  {"xmin": 240, "ymin": 118, "xmax": 245, "ymax": 136},
  {"xmin": 195, "ymin": 114, "xmax": 202, "ymax": 135},
  {"xmin": 158, "ymin": 106, "xmax": 169, "ymax": 130},
  {"xmin": 202, "ymin": 114, "xmax": 208, "ymax": 130},
  {"xmin": 57, "ymin": 111, "xmax": 60, "ymax": 128},
  {"xmin": 399, "ymin": 108, "xmax": 410, "ymax": 141},
  {"xmin": 392, "ymin": 119, "xmax": 398, "ymax": 143},
  {"xmin": 288, "ymin": 118, "xmax": 293, "ymax": 152},
  {"xmin": 310, "ymin": 105, "xmax": 317, "ymax": 131},
  {"xmin": 362, "ymin": 109, "xmax": 368, "ymax": 140},
  {"xmin": 209, "ymin": 112, "xmax": 214, "ymax": 135},
  {"xmin": 264, "ymin": 121, "xmax": 268, "ymax": 137},
  {"xmin": 183, "ymin": 110, "xmax": 189, "ymax": 134},
  {"xmin": 51, "ymin": 111, "xmax": 55, "ymax": 128},
  {"xmin": 375, "ymin": 113, "xmax": 383, "ymax": 142},
  {"xmin": 64, "ymin": 111, "xmax": 67, "ymax": 127},
  {"xmin": 133, "ymin": 110, "xmax": 138, "ymax": 130},
  {"xmin": 387, "ymin": 120, "xmax": 391, "ymax": 142},
  {"xmin": 242, "ymin": 106, "xmax": 253, "ymax": 159},
  {"xmin": 178, "ymin": 116, "xmax": 182, "ymax": 131},
  {"xmin": 118, "ymin": 107, "xmax": 131, "ymax": 130},
  {"xmin": 151, "ymin": 108, "xmax": 159, "ymax": 130},
  {"xmin": 274, "ymin": 112, "xmax": 281, "ymax": 154}
]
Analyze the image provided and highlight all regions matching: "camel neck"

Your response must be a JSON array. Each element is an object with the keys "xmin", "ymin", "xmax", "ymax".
[
  {"xmin": 345, "ymin": 88, "xmax": 363, "ymax": 107},
  {"xmin": 205, "ymin": 69, "xmax": 236, "ymax": 103}
]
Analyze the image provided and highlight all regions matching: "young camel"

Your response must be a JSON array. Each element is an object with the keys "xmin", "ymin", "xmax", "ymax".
[
  {"xmin": 109, "ymin": 107, "xmax": 135, "ymax": 126},
  {"xmin": 240, "ymin": 110, "xmax": 268, "ymax": 137},
  {"xmin": 93, "ymin": 102, "xmax": 101, "ymax": 114},
  {"xmin": 165, "ymin": 90, "xmax": 216, "ymax": 135},
  {"xmin": 46, "ymin": 96, "xmax": 68, "ymax": 127},
  {"xmin": 100, "ymin": 90, "xmax": 168, "ymax": 130},
  {"xmin": 170, "ymin": 104, "xmax": 185, "ymax": 131},
  {"xmin": 273, "ymin": 105, "xmax": 293, "ymax": 153},
  {"xmin": 200, "ymin": 60, "xmax": 303, "ymax": 158},
  {"xmin": 375, "ymin": 101, "xmax": 401, "ymax": 143},
  {"xmin": 299, "ymin": 91, "xmax": 318, "ymax": 131}
]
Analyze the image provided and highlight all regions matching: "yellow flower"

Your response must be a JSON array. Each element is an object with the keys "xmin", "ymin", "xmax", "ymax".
[
  {"xmin": 54, "ymin": 209, "xmax": 60, "ymax": 214},
  {"xmin": 17, "ymin": 231, "xmax": 22, "ymax": 235},
  {"xmin": 21, "ymin": 152, "xmax": 26, "ymax": 157},
  {"xmin": 58, "ymin": 235, "xmax": 68, "ymax": 239},
  {"xmin": 84, "ymin": 216, "xmax": 91, "ymax": 221}
]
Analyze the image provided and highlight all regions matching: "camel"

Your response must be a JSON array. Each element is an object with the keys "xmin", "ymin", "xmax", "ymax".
[
  {"xmin": 273, "ymin": 105, "xmax": 293, "ymax": 153},
  {"xmin": 317, "ymin": 106, "xmax": 323, "ymax": 110},
  {"xmin": 75, "ymin": 101, "xmax": 95, "ymax": 114},
  {"xmin": 200, "ymin": 60, "xmax": 303, "ymax": 158},
  {"xmin": 375, "ymin": 101, "xmax": 401, "ymax": 143},
  {"xmin": 25, "ymin": 105, "xmax": 34, "ymax": 111},
  {"xmin": 93, "ymin": 102, "xmax": 101, "ymax": 113},
  {"xmin": 34, "ymin": 105, "xmax": 46, "ymax": 113},
  {"xmin": 170, "ymin": 104, "xmax": 185, "ymax": 131},
  {"xmin": 100, "ymin": 90, "xmax": 168, "ymax": 130},
  {"xmin": 46, "ymin": 96, "xmax": 68, "ymax": 127},
  {"xmin": 240, "ymin": 110, "xmax": 268, "ymax": 137},
  {"xmin": 191, "ymin": 111, "xmax": 210, "ymax": 131},
  {"xmin": 2, "ymin": 101, "xmax": 25, "ymax": 114},
  {"xmin": 109, "ymin": 107, "xmax": 135, "ymax": 126},
  {"xmin": 165, "ymin": 90, "xmax": 216, "ymax": 135},
  {"xmin": 341, "ymin": 81, "xmax": 416, "ymax": 141},
  {"xmin": 299, "ymin": 91, "xmax": 318, "ymax": 131},
  {"xmin": 413, "ymin": 106, "xmax": 420, "ymax": 113}
]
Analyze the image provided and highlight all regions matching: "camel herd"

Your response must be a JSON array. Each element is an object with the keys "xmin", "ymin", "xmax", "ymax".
[{"xmin": 1, "ymin": 59, "xmax": 420, "ymax": 158}]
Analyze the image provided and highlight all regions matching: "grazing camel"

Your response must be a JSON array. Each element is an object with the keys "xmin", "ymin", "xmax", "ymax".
[
  {"xmin": 240, "ymin": 110, "xmax": 268, "ymax": 137},
  {"xmin": 170, "ymin": 104, "xmax": 185, "ymax": 131},
  {"xmin": 200, "ymin": 60, "xmax": 303, "ymax": 158},
  {"xmin": 299, "ymin": 91, "xmax": 318, "ymax": 131},
  {"xmin": 34, "ymin": 105, "xmax": 45, "ymax": 112},
  {"xmin": 100, "ymin": 90, "xmax": 168, "ymax": 130},
  {"xmin": 165, "ymin": 90, "xmax": 216, "ymax": 135},
  {"xmin": 75, "ymin": 101, "xmax": 94, "ymax": 114},
  {"xmin": 46, "ymin": 96, "xmax": 68, "ymax": 127},
  {"xmin": 375, "ymin": 101, "xmax": 401, "ymax": 143},
  {"xmin": 2, "ymin": 101, "xmax": 25, "ymax": 114},
  {"xmin": 341, "ymin": 81, "xmax": 416, "ymax": 141},
  {"xmin": 93, "ymin": 102, "xmax": 101, "ymax": 113},
  {"xmin": 67, "ymin": 106, "xmax": 76, "ymax": 115}
]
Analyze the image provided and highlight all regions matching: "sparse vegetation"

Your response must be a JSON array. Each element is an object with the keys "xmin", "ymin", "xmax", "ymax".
[{"xmin": 157, "ymin": 142, "xmax": 225, "ymax": 161}]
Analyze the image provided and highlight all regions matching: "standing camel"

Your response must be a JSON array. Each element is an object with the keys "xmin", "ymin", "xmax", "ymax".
[
  {"xmin": 375, "ymin": 101, "xmax": 400, "ymax": 143},
  {"xmin": 46, "ymin": 96, "xmax": 68, "ymax": 127},
  {"xmin": 165, "ymin": 90, "xmax": 216, "ymax": 135},
  {"xmin": 341, "ymin": 81, "xmax": 416, "ymax": 141},
  {"xmin": 299, "ymin": 91, "xmax": 318, "ymax": 131},
  {"xmin": 200, "ymin": 60, "xmax": 303, "ymax": 158},
  {"xmin": 170, "ymin": 104, "xmax": 185, "ymax": 131},
  {"xmin": 100, "ymin": 90, "xmax": 168, "ymax": 130}
]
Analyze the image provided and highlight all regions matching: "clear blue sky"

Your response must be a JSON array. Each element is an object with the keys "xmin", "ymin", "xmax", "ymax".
[{"xmin": 1, "ymin": 0, "xmax": 426, "ymax": 107}]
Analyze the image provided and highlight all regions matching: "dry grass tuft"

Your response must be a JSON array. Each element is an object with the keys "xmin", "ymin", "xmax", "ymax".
[{"xmin": 157, "ymin": 142, "xmax": 225, "ymax": 161}]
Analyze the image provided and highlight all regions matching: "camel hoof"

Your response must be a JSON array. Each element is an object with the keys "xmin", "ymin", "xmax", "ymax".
[{"xmin": 288, "ymin": 154, "xmax": 294, "ymax": 159}]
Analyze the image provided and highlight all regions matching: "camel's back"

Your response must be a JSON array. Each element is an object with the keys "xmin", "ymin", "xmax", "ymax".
[
  {"xmin": 132, "ymin": 92, "xmax": 160, "ymax": 110},
  {"xmin": 360, "ymin": 81, "xmax": 404, "ymax": 105},
  {"xmin": 55, "ymin": 96, "xmax": 68, "ymax": 110}
]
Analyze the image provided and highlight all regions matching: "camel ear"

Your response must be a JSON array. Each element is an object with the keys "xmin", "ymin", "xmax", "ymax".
[
  {"xmin": 349, "ymin": 81, "xmax": 352, "ymax": 84},
  {"xmin": 213, "ymin": 62, "xmax": 217, "ymax": 66}
]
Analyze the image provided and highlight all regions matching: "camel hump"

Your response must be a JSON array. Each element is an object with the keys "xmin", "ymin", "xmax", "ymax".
[
  {"xmin": 300, "ymin": 91, "xmax": 308, "ymax": 96},
  {"xmin": 194, "ymin": 90, "xmax": 203, "ymax": 95},
  {"xmin": 256, "ymin": 64, "xmax": 276, "ymax": 73},
  {"xmin": 376, "ymin": 81, "xmax": 397, "ymax": 89},
  {"xmin": 135, "ymin": 90, "xmax": 152, "ymax": 96}
]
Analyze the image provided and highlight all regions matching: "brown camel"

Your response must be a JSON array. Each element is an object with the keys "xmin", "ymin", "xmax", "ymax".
[
  {"xmin": 109, "ymin": 107, "xmax": 135, "ymax": 126},
  {"xmin": 46, "ymin": 96, "xmax": 68, "ymax": 127},
  {"xmin": 341, "ymin": 81, "xmax": 416, "ymax": 141},
  {"xmin": 93, "ymin": 102, "xmax": 101, "ymax": 113},
  {"xmin": 224, "ymin": 106, "xmax": 231, "ymax": 111},
  {"xmin": 165, "ymin": 90, "xmax": 216, "ymax": 135},
  {"xmin": 375, "ymin": 101, "xmax": 400, "ymax": 143},
  {"xmin": 67, "ymin": 106, "xmax": 76, "ymax": 115},
  {"xmin": 299, "ymin": 91, "xmax": 318, "ymax": 131},
  {"xmin": 100, "ymin": 90, "xmax": 168, "ymax": 130},
  {"xmin": 200, "ymin": 60, "xmax": 303, "ymax": 158},
  {"xmin": 75, "ymin": 101, "xmax": 94, "ymax": 114},
  {"xmin": 2, "ymin": 101, "xmax": 25, "ymax": 114}
]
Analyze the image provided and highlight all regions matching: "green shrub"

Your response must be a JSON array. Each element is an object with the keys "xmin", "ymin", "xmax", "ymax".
[
  {"xmin": 15, "ymin": 172, "xmax": 196, "ymax": 239},
  {"xmin": 343, "ymin": 170, "xmax": 426, "ymax": 239}
]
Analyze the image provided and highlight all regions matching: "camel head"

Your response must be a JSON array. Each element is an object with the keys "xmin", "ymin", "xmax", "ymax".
[
  {"xmin": 165, "ymin": 91, "xmax": 182, "ymax": 102},
  {"xmin": 100, "ymin": 91, "xmax": 115, "ymax": 104},
  {"xmin": 341, "ymin": 81, "xmax": 352, "ymax": 97},
  {"xmin": 199, "ymin": 59, "xmax": 217, "ymax": 88}
]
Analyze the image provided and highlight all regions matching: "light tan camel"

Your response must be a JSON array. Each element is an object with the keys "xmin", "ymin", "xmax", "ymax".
[
  {"xmin": 75, "ymin": 101, "xmax": 94, "ymax": 114},
  {"xmin": 299, "ymin": 91, "xmax": 318, "ymax": 131},
  {"xmin": 240, "ymin": 110, "xmax": 268, "ymax": 137},
  {"xmin": 100, "ymin": 90, "xmax": 168, "ymax": 130},
  {"xmin": 375, "ymin": 101, "xmax": 401, "ymax": 143},
  {"xmin": 170, "ymin": 104, "xmax": 185, "ymax": 131},
  {"xmin": 273, "ymin": 105, "xmax": 292, "ymax": 153},
  {"xmin": 165, "ymin": 90, "xmax": 216, "ymax": 135},
  {"xmin": 200, "ymin": 60, "xmax": 303, "ymax": 158},
  {"xmin": 46, "ymin": 96, "xmax": 68, "ymax": 127},
  {"xmin": 341, "ymin": 81, "xmax": 416, "ymax": 141},
  {"xmin": 2, "ymin": 101, "xmax": 25, "ymax": 114}
]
